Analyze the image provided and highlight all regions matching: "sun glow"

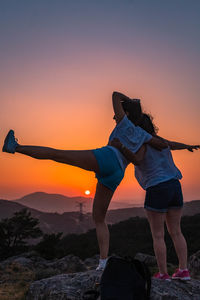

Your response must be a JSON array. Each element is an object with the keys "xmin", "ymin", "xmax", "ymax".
[{"xmin": 85, "ymin": 190, "xmax": 91, "ymax": 195}]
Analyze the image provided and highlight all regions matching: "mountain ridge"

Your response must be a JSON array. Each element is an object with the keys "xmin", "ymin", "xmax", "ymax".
[
  {"xmin": 0, "ymin": 197, "xmax": 200, "ymax": 235},
  {"xmin": 11, "ymin": 191, "xmax": 136, "ymax": 213}
]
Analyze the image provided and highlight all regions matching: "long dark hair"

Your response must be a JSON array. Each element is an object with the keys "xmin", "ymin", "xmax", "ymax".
[
  {"xmin": 122, "ymin": 99, "xmax": 143, "ymax": 126},
  {"xmin": 139, "ymin": 113, "xmax": 158, "ymax": 135}
]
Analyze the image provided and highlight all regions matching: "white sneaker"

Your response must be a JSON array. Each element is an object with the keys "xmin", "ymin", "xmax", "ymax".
[{"xmin": 96, "ymin": 258, "xmax": 108, "ymax": 271}]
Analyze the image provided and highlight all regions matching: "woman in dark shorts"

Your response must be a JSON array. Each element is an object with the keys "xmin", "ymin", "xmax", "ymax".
[{"xmin": 111, "ymin": 113, "xmax": 199, "ymax": 280}]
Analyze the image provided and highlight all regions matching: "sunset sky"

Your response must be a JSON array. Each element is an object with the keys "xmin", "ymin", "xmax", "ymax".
[{"xmin": 1, "ymin": 0, "xmax": 200, "ymax": 204}]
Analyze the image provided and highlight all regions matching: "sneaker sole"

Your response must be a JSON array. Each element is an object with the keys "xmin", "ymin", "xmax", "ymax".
[
  {"xmin": 154, "ymin": 277, "xmax": 171, "ymax": 281},
  {"xmin": 172, "ymin": 277, "xmax": 191, "ymax": 281},
  {"xmin": 2, "ymin": 130, "xmax": 14, "ymax": 153}
]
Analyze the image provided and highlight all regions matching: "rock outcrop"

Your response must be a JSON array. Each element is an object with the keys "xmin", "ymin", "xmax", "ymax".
[
  {"xmin": 0, "ymin": 251, "xmax": 87, "ymax": 276},
  {"xmin": 151, "ymin": 278, "xmax": 200, "ymax": 300},
  {"xmin": 26, "ymin": 270, "xmax": 100, "ymax": 300},
  {"xmin": 135, "ymin": 252, "xmax": 158, "ymax": 267},
  {"xmin": 188, "ymin": 250, "xmax": 200, "ymax": 280},
  {"xmin": 1, "ymin": 251, "xmax": 200, "ymax": 300},
  {"xmin": 26, "ymin": 270, "xmax": 200, "ymax": 300}
]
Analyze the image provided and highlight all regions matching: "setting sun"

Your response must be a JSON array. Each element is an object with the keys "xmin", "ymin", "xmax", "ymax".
[{"xmin": 85, "ymin": 190, "xmax": 91, "ymax": 196}]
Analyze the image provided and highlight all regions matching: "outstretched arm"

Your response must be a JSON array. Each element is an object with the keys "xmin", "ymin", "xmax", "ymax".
[
  {"xmin": 166, "ymin": 141, "xmax": 199, "ymax": 152},
  {"xmin": 155, "ymin": 135, "xmax": 200, "ymax": 152},
  {"xmin": 147, "ymin": 136, "xmax": 168, "ymax": 151},
  {"xmin": 109, "ymin": 138, "xmax": 146, "ymax": 165},
  {"xmin": 112, "ymin": 91, "xmax": 130, "ymax": 124}
]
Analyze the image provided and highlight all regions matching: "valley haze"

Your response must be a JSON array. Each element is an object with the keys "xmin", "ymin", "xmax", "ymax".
[
  {"xmin": 9, "ymin": 192, "xmax": 138, "ymax": 213},
  {"xmin": 0, "ymin": 193, "xmax": 199, "ymax": 235}
]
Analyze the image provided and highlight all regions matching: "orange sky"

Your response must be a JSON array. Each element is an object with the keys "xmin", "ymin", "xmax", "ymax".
[{"xmin": 1, "ymin": 1, "xmax": 200, "ymax": 203}]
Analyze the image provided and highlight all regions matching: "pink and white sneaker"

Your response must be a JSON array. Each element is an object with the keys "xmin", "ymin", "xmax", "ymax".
[
  {"xmin": 172, "ymin": 269, "xmax": 191, "ymax": 281},
  {"xmin": 154, "ymin": 272, "xmax": 171, "ymax": 281}
]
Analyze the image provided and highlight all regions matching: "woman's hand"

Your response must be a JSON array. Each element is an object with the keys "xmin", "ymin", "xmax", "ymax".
[
  {"xmin": 108, "ymin": 138, "xmax": 122, "ymax": 150},
  {"xmin": 109, "ymin": 138, "xmax": 146, "ymax": 165},
  {"xmin": 112, "ymin": 92, "xmax": 129, "ymax": 124},
  {"xmin": 187, "ymin": 145, "xmax": 200, "ymax": 152},
  {"xmin": 113, "ymin": 91, "xmax": 130, "ymax": 102},
  {"xmin": 163, "ymin": 139, "xmax": 200, "ymax": 151}
]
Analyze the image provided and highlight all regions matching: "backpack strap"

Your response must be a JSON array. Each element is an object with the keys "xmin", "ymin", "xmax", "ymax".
[{"xmin": 133, "ymin": 259, "xmax": 151, "ymax": 299}]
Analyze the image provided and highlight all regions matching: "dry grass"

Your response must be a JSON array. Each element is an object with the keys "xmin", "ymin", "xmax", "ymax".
[{"xmin": 0, "ymin": 262, "xmax": 35, "ymax": 300}]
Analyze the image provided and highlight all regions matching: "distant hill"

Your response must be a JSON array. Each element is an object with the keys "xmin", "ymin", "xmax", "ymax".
[
  {"xmin": 107, "ymin": 200, "xmax": 200, "ymax": 223},
  {"xmin": 12, "ymin": 192, "xmax": 135, "ymax": 213},
  {"xmin": 182, "ymin": 200, "xmax": 200, "ymax": 216},
  {"xmin": 13, "ymin": 192, "xmax": 92, "ymax": 213},
  {"xmin": 0, "ymin": 198, "xmax": 139, "ymax": 235},
  {"xmin": 0, "ymin": 198, "xmax": 200, "ymax": 235},
  {"xmin": 0, "ymin": 199, "xmax": 94, "ymax": 235}
]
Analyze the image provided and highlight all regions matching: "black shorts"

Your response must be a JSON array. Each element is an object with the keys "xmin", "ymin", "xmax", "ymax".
[{"xmin": 144, "ymin": 179, "xmax": 183, "ymax": 213}]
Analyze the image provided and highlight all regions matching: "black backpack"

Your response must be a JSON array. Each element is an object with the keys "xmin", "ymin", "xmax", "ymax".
[{"xmin": 100, "ymin": 255, "xmax": 151, "ymax": 300}]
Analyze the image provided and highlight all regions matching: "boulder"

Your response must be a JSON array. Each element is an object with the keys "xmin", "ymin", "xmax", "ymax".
[
  {"xmin": 135, "ymin": 252, "xmax": 157, "ymax": 267},
  {"xmin": 26, "ymin": 269, "xmax": 200, "ymax": 300},
  {"xmin": 84, "ymin": 254, "xmax": 99, "ymax": 269},
  {"xmin": 47, "ymin": 255, "xmax": 87, "ymax": 273},
  {"xmin": 0, "ymin": 251, "xmax": 47, "ymax": 270},
  {"xmin": 188, "ymin": 250, "xmax": 200, "ymax": 279},
  {"xmin": 151, "ymin": 278, "xmax": 200, "ymax": 300},
  {"xmin": 26, "ymin": 270, "xmax": 101, "ymax": 300},
  {"xmin": 134, "ymin": 252, "xmax": 174, "ymax": 270},
  {"xmin": 0, "ymin": 252, "xmax": 86, "ymax": 274}
]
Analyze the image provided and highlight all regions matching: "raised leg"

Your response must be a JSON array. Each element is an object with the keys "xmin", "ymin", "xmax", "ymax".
[
  {"xmin": 166, "ymin": 208, "xmax": 187, "ymax": 269},
  {"xmin": 92, "ymin": 182, "xmax": 114, "ymax": 259},
  {"xmin": 16, "ymin": 145, "xmax": 99, "ymax": 173},
  {"xmin": 146, "ymin": 210, "xmax": 167, "ymax": 274}
]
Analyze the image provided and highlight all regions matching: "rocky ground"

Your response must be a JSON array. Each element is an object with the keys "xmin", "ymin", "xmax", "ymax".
[{"xmin": 0, "ymin": 251, "xmax": 199, "ymax": 300}]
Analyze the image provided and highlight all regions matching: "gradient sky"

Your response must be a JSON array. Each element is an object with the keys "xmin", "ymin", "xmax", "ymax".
[{"xmin": 1, "ymin": 0, "xmax": 200, "ymax": 203}]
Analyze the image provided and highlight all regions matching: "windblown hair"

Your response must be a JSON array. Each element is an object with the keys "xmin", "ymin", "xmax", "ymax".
[
  {"xmin": 122, "ymin": 99, "xmax": 142, "ymax": 126},
  {"xmin": 122, "ymin": 99, "xmax": 158, "ymax": 134},
  {"xmin": 139, "ymin": 113, "xmax": 159, "ymax": 135}
]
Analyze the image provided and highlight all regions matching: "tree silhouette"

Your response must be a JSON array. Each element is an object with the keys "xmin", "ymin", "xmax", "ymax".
[
  {"xmin": 0, "ymin": 208, "xmax": 43, "ymax": 259},
  {"xmin": 35, "ymin": 232, "xmax": 63, "ymax": 259}
]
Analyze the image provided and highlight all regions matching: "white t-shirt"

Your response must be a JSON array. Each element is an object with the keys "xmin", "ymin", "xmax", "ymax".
[
  {"xmin": 135, "ymin": 145, "xmax": 182, "ymax": 190},
  {"xmin": 108, "ymin": 115, "xmax": 152, "ymax": 171}
]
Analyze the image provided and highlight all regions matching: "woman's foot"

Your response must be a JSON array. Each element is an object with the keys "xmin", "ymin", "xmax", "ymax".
[
  {"xmin": 154, "ymin": 272, "xmax": 171, "ymax": 281},
  {"xmin": 2, "ymin": 130, "xmax": 18, "ymax": 153},
  {"xmin": 172, "ymin": 269, "xmax": 191, "ymax": 281}
]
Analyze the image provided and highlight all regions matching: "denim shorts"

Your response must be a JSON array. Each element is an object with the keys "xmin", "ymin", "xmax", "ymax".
[
  {"xmin": 92, "ymin": 146, "xmax": 124, "ymax": 192},
  {"xmin": 144, "ymin": 178, "xmax": 183, "ymax": 212}
]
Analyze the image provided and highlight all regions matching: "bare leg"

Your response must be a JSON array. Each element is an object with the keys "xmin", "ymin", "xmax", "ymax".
[
  {"xmin": 16, "ymin": 145, "xmax": 99, "ymax": 173},
  {"xmin": 166, "ymin": 208, "xmax": 187, "ymax": 269},
  {"xmin": 92, "ymin": 182, "xmax": 114, "ymax": 259},
  {"xmin": 146, "ymin": 210, "xmax": 167, "ymax": 274}
]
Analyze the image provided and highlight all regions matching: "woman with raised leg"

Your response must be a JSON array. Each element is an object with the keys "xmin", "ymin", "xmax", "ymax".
[{"xmin": 2, "ymin": 92, "xmax": 166, "ymax": 270}]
